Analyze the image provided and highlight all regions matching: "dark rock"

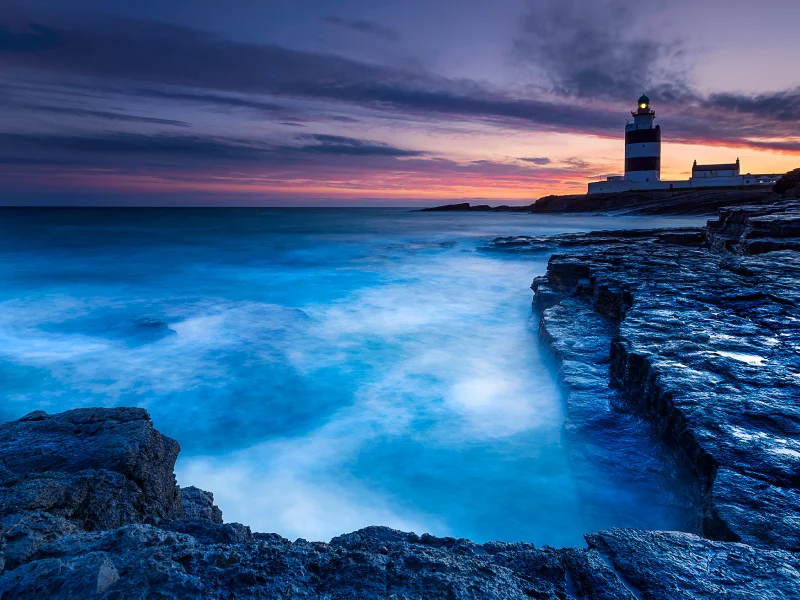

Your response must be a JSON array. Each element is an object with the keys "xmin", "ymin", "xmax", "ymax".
[
  {"xmin": 773, "ymin": 167, "xmax": 800, "ymax": 196},
  {"xmin": 162, "ymin": 519, "xmax": 252, "ymax": 545},
  {"xmin": 483, "ymin": 227, "xmax": 704, "ymax": 254},
  {"xmin": 531, "ymin": 200, "xmax": 800, "ymax": 552},
  {"xmin": 420, "ymin": 187, "xmax": 786, "ymax": 217},
  {"xmin": 0, "ymin": 407, "xmax": 795, "ymax": 597},
  {"xmin": 180, "ymin": 486, "xmax": 223, "ymax": 524},
  {"xmin": 532, "ymin": 187, "xmax": 777, "ymax": 215},
  {"xmin": 416, "ymin": 202, "xmax": 532, "ymax": 212},
  {"xmin": 0, "ymin": 407, "xmax": 181, "ymax": 531},
  {"xmin": 586, "ymin": 529, "xmax": 800, "ymax": 600},
  {"xmin": 0, "ymin": 403, "xmax": 795, "ymax": 598},
  {"xmin": 706, "ymin": 199, "xmax": 800, "ymax": 254}
]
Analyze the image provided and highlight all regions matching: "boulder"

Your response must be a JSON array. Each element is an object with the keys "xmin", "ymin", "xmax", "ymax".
[{"xmin": 0, "ymin": 407, "xmax": 181, "ymax": 531}]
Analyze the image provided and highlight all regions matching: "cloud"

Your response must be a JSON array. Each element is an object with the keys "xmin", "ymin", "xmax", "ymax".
[
  {"xmin": 520, "ymin": 157, "xmax": 551, "ymax": 165},
  {"xmin": 707, "ymin": 88, "xmax": 800, "ymax": 122},
  {"xmin": 3, "ymin": 132, "xmax": 270, "ymax": 162},
  {"xmin": 514, "ymin": 0, "xmax": 691, "ymax": 101},
  {"xmin": 1, "ymin": 10, "xmax": 786, "ymax": 150},
  {"xmin": 0, "ymin": 23, "xmax": 63, "ymax": 53},
  {"xmin": 0, "ymin": 131, "xmax": 425, "ymax": 169},
  {"xmin": 0, "ymin": 12, "xmax": 624, "ymax": 136},
  {"xmin": 296, "ymin": 134, "xmax": 424, "ymax": 157},
  {"xmin": 134, "ymin": 88, "xmax": 288, "ymax": 116},
  {"xmin": 4, "ymin": 100, "xmax": 189, "ymax": 126},
  {"xmin": 323, "ymin": 16, "xmax": 400, "ymax": 42},
  {"xmin": 0, "ymin": 4, "xmax": 798, "ymax": 182}
]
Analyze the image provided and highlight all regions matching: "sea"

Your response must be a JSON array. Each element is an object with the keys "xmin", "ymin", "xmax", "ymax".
[{"xmin": 0, "ymin": 207, "xmax": 706, "ymax": 546}]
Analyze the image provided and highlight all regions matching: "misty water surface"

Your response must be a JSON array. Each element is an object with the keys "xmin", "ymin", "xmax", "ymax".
[{"xmin": 0, "ymin": 208, "xmax": 705, "ymax": 545}]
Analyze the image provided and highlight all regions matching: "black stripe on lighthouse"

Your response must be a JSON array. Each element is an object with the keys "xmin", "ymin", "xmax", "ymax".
[
  {"xmin": 625, "ymin": 156, "xmax": 661, "ymax": 172},
  {"xmin": 625, "ymin": 128, "xmax": 661, "ymax": 144}
]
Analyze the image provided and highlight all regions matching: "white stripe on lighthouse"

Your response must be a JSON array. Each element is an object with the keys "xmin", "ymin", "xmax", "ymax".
[{"xmin": 625, "ymin": 142, "xmax": 660, "ymax": 158}]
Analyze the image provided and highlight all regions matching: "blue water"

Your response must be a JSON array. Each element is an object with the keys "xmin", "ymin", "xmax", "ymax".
[{"xmin": 0, "ymin": 208, "xmax": 705, "ymax": 546}]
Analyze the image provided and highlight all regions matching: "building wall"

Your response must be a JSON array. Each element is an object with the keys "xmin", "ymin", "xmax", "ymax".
[
  {"xmin": 588, "ymin": 180, "xmax": 635, "ymax": 193},
  {"xmin": 692, "ymin": 169, "xmax": 738, "ymax": 178},
  {"xmin": 689, "ymin": 175, "xmax": 744, "ymax": 187},
  {"xmin": 587, "ymin": 175, "xmax": 779, "ymax": 193},
  {"xmin": 587, "ymin": 179, "xmax": 691, "ymax": 194}
]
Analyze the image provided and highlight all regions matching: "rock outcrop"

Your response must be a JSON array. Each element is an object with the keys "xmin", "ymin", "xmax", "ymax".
[
  {"xmin": 706, "ymin": 198, "xmax": 800, "ymax": 254},
  {"xmin": 418, "ymin": 187, "xmax": 781, "ymax": 216},
  {"xmin": 526, "ymin": 200, "xmax": 800, "ymax": 555},
  {"xmin": 1, "ymin": 406, "xmax": 797, "ymax": 597},
  {"xmin": 530, "ymin": 187, "xmax": 779, "ymax": 215},
  {"xmin": 484, "ymin": 228, "xmax": 704, "ymax": 254}
]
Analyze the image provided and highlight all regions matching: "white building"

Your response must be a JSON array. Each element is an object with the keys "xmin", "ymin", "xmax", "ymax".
[{"xmin": 588, "ymin": 96, "xmax": 781, "ymax": 194}]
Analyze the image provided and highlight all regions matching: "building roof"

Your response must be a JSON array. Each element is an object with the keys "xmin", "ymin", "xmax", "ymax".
[{"xmin": 693, "ymin": 163, "xmax": 739, "ymax": 171}]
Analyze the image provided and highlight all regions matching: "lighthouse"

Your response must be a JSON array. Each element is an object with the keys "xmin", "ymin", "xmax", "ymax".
[
  {"xmin": 586, "ymin": 95, "xmax": 779, "ymax": 193},
  {"xmin": 624, "ymin": 94, "xmax": 661, "ymax": 183}
]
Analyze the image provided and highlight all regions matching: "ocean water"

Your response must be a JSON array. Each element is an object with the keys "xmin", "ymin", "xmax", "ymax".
[{"xmin": 0, "ymin": 208, "xmax": 706, "ymax": 546}]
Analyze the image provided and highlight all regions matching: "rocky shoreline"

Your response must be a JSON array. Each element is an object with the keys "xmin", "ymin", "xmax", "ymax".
[
  {"xmin": 1, "ymin": 199, "xmax": 799, "ymax": 598},
  {"xmin": 418, "ymin": 187, "xmax": 780, "ymax": 216},
  {"xmin": 1, "ymin": 409, "xmax": 797, "ymax": 599},
  {"xmin": 523, "ymin": 198, "xmax": 800, "ymax": 553}
]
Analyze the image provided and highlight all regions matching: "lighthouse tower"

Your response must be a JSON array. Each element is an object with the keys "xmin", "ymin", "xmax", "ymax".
[{"xmin": 624, "ymin": 94, "xmax": 661, "ymax": 183}]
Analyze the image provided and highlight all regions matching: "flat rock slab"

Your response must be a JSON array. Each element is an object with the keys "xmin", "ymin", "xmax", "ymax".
[{"xmin": 529, "ymin": 200, "xmax": 800, "ymax": 551}]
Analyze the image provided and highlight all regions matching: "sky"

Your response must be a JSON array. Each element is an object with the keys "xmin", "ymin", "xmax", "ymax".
[{"xmin": 1, "ymin": 0, "xmax": 799, "ymax": 205}]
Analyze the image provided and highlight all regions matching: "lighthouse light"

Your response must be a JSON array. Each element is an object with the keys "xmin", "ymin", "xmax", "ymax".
[{"xmin": 640, "ymin": 103, "xmax": 647, "ymax": 109}]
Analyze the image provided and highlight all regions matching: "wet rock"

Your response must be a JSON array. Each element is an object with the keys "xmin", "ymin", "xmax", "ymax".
[
  {"xmin": 0, "ymin": 403, "xmax": 795, "ymax": 597},
  {"xmin": 483, "ymin": 228, "xmax": 704, "ymax": 254},
  {"xmin": 530, "ymin": 200, "xmax": 800, "ymax": 552},
  {"xmin": 586, "ymin": 529, "xmax": 800, "ymax": 600},
  {"xmin": 706, "ymin": 198, "xmax": 800, "ymax": 254}
]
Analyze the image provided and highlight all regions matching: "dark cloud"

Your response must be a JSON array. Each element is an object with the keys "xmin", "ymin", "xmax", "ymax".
[
  {"xmin": 296, "ymin": 134, "xmax": 423, "ymax": 157},
  {"xmin": 510, "ymin": 0, "xmax": 800, "ymax": 150},
  {"xmin": 3, "ymin": 132, "xmax": 269, "ymax": 162},
  {"xmin": 0, "ymin": 9, "xmax": 797, "ymax": 157},
  {"xmin": 0, "ymin": 23, "xmax": 63, "ymax": 53},
  {"xmin": 135, "ymin": 88, "xmax": 288, "ymax": 115},
  {"xmin": 0, "ymin": 131, "xmax": 424, "ymax": 168},
  {"xmin": 746, "ymin": 139, "xmax": 800, "ymax": 153},
  {"xmin": 5, "ymin": 101, "xmax": 189, "ymax": 126},
  {"xmin": 563, "ymin": 158, "xmax": 590, "ymax": 169},
  {"xmin": 0, "ymin": 157, "xmax": 79, "ymax": 166},
  {"xmin": 514, "ymin": 0, "xmax": 691, "ymax": 101},
  {"xmin": 0, "ymin": 12, "xmax": 622, "ymax": 135},
  {"xmin": 520, "ymin": 157, "xmax": 551, "ymax": 165},
  {"xmin": 323, "ymin": 16, "xmax": 400, "ymax": 42},
  {"xmin": 707, "ymin": 88, "xmax": 800, "ymax": 122}
]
